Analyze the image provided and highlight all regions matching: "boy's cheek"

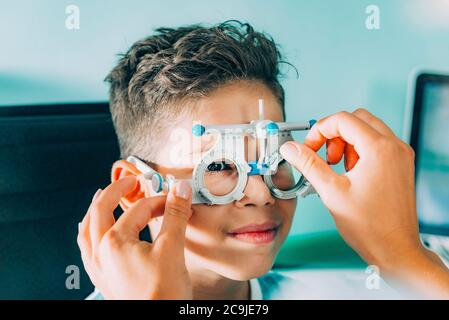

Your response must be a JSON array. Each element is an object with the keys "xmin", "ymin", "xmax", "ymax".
[
  {"xmin": 148, "ymin": 199, "xmax": 296, "ymax": 248},
  {"xmin": 275, "ymin": 199, "xmax": 297, "ymax": 237},
  {"xmin": 277, "ymin": 198, "xmax": 297, "ymax": 220}
]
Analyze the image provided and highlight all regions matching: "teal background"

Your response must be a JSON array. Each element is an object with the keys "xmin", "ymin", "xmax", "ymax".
[{"xmin": 1, "ymin": 0, "xmax": 449, "ymax": 235}]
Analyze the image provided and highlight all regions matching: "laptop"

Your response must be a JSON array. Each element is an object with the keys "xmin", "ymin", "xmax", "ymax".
[{"xmin": 404, "ymin": 70, "xmax": 449, "ymax": 265}]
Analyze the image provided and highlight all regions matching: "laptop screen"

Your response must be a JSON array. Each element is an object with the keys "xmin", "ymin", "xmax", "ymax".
[{"xmin": 412, "ymin": 74, "xmax": 449, "ymax": 235}]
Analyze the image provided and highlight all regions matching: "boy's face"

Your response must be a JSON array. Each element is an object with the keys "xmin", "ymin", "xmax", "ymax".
[{"xmin": 148, "ymin": 80, "xmax": 296, "ymax": 280}]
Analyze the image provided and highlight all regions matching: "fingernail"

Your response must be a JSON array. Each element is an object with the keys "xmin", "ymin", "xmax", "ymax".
[
  {"xmin": 91, "ymin": 188, "xmax": 102, "ymax": 202},
  {"xmin": 280, "ymin": 142, "xmax": 298, "ymax": 160},
  {"xmin": 175, "ymin": 181, "xmax": 191, "ymax": 200}
]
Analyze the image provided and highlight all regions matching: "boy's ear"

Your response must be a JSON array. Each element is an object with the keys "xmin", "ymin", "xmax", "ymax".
[{"xmin": 111, "ymin": 160, "xmax": 146, "ymax": 211}]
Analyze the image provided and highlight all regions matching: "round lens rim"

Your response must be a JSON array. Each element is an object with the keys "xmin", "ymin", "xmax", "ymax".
[
  {"xmin": 192, "ymin": 153, "xmax": 249, "ymax": 205},
  {"xmin": 263, "ymin": 157, "xmax": 308, "ymax": 199}
]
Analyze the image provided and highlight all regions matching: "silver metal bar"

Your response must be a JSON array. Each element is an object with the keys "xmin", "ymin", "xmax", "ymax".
[{"xmin": 277, "ymin": 121, "xmax": 311, "ymax": 131}]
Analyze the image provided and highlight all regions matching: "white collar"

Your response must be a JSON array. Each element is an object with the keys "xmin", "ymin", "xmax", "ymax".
[
  {"xmin": 249, "ymin": 278, "xmax": 263, "ymax": 300},
  {"xmin": 88, "ymin": 280, "xmax": 264, "ymax": 300}
]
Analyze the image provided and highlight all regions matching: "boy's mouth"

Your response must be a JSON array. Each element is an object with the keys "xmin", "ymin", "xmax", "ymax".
[{"xmin": 227, "ymin": 221, "xmax": 280, "ymax": 245}]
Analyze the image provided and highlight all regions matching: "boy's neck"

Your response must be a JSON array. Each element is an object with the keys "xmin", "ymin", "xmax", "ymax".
[{"xmin": 188, "ymin": 267, "xmax": 250, "ymax": 300}]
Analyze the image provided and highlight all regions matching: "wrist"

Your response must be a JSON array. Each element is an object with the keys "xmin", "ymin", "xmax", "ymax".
[
  {"xmin": 365, "ymin": 236, "xmax": 427, "ymax": 276},
  {"xmin": 379, "ymin": 244, "xmax": 428, "ymax": 276},
  {"xmin": 377, "ymin": 244, "xmax": 449, "ymax": 298}
]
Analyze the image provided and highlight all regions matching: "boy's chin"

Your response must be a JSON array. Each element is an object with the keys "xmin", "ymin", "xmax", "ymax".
[{"xmin": 218, "ymin": 259, "xmax": 275, "ymax": 281}]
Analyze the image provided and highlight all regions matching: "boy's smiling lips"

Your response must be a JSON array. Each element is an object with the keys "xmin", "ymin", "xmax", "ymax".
[{"xmin": 227, "ymin": 221, "xmax": 280, "ymax": 245}]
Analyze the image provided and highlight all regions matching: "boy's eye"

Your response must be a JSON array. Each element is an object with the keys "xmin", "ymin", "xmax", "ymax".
[{"xmin": 207, "ymin": 161, "xmax": 232, "ymax": 172}]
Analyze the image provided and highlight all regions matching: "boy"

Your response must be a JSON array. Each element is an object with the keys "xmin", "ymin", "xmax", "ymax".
[{"xmin": 77, "ymin": 21, "xmax": 449, "ymax": 299}]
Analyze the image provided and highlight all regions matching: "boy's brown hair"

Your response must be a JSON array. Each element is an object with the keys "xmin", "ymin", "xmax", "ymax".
[{"xmin": 106, "ymin": 20, "xmax": 289, "ymax": 162}]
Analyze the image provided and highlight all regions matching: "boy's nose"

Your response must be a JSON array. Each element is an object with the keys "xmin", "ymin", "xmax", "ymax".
[{"xmin": 235, "ymin": 175, "xmax": 275, "ymax": 208}]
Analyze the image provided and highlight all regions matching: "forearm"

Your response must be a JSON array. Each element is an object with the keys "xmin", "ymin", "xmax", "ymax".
[{"xmin": 381, "ymin": 247, "xmax": 449, "ymax": 299}]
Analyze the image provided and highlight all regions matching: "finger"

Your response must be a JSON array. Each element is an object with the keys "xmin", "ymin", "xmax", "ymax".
[
  {"xmin": 79, "ymin": 248, "xmax": 96, "ymax": 285},
  {"xmin": 77, "ymin": 213, "xmax": 92, "ymax": 258},
  {"xmin": 280, "ymin": 141, "xmax": 343, "ymax": 196},
  {"xmin": 90, "ymin": 176, "xmax": 137, "ymax": 249},
  {"xmin": 352, "ymin": 108, "xmax": 396, "ymax": 137},
  {"xmin": 304, "ymin": 111, "xmax": 381, "ymax": 157},
  {"xmin": 77, "ymin": 188, "xmax": 102, "ymax": 258},
  {"xmin": 326, "ymin": 137, "xmax": 345, "ymax": 165},
  {"xmin": 344, "ymin": 143, "xmax": 359, "ymax": 171},
  {"xmin": 112, "ymin": 196, "xmax": 167, "ymax": 240},
  {"xmin": 157, "ymin": 181, "xmax": 193, "ymax": 247}
]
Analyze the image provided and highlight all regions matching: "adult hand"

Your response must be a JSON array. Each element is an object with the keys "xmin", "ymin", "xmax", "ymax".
[
  {"xmin": 280, "ymin": 109, "xmax": 449, "ymax": 298},
  {"xmin": 77, "ymin": 176, "xmax": 193, "ymax": 299}
]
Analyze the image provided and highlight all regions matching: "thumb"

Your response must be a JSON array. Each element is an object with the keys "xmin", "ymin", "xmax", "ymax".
[
  {"xmin": 279, "ymin": 141, "xmax": 341, "ymax": 196},
  {"xmin": 158, "ymin": 180, "xmax": 193, "ymax": 244}
]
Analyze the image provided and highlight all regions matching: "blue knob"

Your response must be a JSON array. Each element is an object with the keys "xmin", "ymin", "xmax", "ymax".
[
  {"xmin": 266, "ymin": 122, "xmax": 279, "ymax": 135},
  {"xmin": 151, "ymin": 173, "xmax": 163, "ymax": 193},
  {"xmin": 309, "ymin": 119, "xmax": 317, "ymax": 128},
  {"xmin": 192, "ymin": 124, "xmax": 206, "ymax": 136}
]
